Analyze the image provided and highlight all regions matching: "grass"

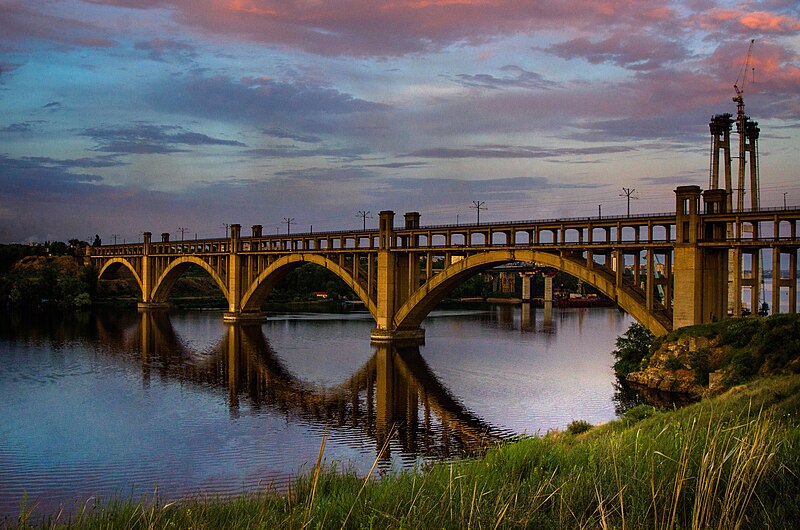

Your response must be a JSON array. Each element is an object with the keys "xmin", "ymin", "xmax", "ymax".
[{"xmin": 8, "ymin": 373, "xmax": 800, "ymax": 530}]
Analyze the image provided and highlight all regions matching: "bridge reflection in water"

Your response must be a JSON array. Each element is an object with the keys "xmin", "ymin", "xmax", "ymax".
[{"xmin": 134, "ymin": 311, "xmax": 507, "ymax": 464}]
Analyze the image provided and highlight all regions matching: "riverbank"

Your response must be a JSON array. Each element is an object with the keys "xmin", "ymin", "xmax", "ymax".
[{"xmin": 14, "ymin": 374, "xmax": 800, "ymax": 528}]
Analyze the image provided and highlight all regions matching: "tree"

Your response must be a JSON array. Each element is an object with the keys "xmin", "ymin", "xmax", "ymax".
[{"xmin": 612, "ymin": 323, "xmax": 654, "ymax": 377}]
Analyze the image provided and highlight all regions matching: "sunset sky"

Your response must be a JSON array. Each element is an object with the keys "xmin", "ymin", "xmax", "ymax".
[{"xmin": 1, "ymin": 0, "xmax": 799, "ymax": 243}]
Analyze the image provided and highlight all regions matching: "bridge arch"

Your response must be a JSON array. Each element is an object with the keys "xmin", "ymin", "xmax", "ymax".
[
  {"xmin": 394, "ymin": 250, "xmax": 671, "ymax": 336},
  {"xmin": 97, "ymin": 258, "xmax": 144, "ymax": 297},
  {"xmin": 239, "ymin": 254, "xmax": 378, "ymax": 319},
  {"xmin": 151, "ymin": 256, "xmax": 230, "ymax": 304}
]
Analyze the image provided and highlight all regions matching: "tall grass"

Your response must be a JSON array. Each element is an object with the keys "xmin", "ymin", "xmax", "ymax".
[{"xmin": 9, "ymin": 375, "xmax": 800, "ymax": 530}]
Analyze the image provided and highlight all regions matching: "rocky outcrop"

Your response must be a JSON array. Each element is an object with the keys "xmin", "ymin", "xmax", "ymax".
[{"xmin": 626, "ymin": 335, "xmax": 729, "ymax": 399}]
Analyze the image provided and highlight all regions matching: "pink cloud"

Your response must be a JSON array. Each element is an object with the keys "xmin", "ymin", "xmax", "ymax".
[
  {"xmin": 694, "ymin": 8, "xmax": 800, "ymax": 34},
  {"xmin": 91, "ymin": 0, "xmax": 683, "ymax": 57},
  {"xmin": 0, "ymin": 3, "xmax": 115, "ymax": 49}
]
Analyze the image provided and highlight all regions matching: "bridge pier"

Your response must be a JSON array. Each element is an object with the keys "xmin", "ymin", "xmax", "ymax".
[
  {"xmin": 223, "ymin": 311, "xmax": 268, "ymax": 323},
  {"xmin": 137, "ymin": 302, "xmax": 171, "ymax": 311}
]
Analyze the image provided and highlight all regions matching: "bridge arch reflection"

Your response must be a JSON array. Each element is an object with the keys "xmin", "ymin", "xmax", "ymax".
[{"xmin": 134, "ymin": 311, "xmax": 505, "ymax": 462}]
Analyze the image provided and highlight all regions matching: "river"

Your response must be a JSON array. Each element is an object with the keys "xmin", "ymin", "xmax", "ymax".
[{"xmin": 0, "ymin": 305, "xmax": 633, "ymax": 519}]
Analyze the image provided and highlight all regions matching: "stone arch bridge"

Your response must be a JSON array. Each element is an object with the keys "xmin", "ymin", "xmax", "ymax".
[{"xmin": 91, "ymin": 187, "xmax": 800, "ymax": 340}]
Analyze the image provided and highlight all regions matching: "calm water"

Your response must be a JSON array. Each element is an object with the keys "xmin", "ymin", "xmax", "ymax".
[{"xmin": 0, "ymin": 306, "xmax": 632, "ymax": 519}]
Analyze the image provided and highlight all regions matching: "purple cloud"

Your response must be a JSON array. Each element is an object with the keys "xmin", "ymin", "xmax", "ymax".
[{"xmin": 82, "ymin": 124, "xmax": 246, "ymax": 154}]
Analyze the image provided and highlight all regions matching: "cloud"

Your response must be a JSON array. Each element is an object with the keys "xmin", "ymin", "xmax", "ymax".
[
  {"xmin": 452, "ymin": 65, "xmax": 558, "ymax": 90},
  {"xmin": 81, "ymin": 124, "xmax": 247, "ymax": 154},
  {"xmin": 0, "ymin": 3, "xmax": 116, "ymax": 50},
  {"xmin": 1, "ymin": 122, "xmax": 33, "ymax": 133},
  {"xmin": 262, "ymin": 127, "xmax": 322, "ymax": 144},
  {"xmin": 695, "ymin": 8, "xmax": 800, "ymax": 35},
  {"xmin": 0, "ymin": 154, "xmax": 104, "ymax": 194},
  {"xmin": 147, "ymin": 75, "xmax": 390, "ymax": 143},
  {"xmin": 545, "ymin": 32, "xmax": 687, "ymax": 71},
  {"xmin": 401, "ymin": 144, "xmax": 636, "ymax": 159},
  {"xmin": 43, "ymin": 101, "xmax": 62, "ymax": 110},
  {"xmin": 241, "ymin": 146, "xmax": 367, "ymax": 160},
  {"xmin": 134, "ymin": 38, "xmax": 197, "ymax": 61},
  {"xmin": 76, "ymin": 0, "xmax": 683, "ymax": 58}
]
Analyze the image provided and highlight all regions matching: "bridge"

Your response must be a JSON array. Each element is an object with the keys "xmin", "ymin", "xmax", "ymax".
[{"xmin": 90, "ymin": 186, "xmax": 800, "ymax": 340}]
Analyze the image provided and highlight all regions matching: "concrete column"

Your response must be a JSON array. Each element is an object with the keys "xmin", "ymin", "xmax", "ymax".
[
  {"xmin": 520, "ymin": 273, "xmax": 532, "ymax": 302},
  {"xmin": 789, "ymin": 250, "xmax": 797, "ymax": 313},
  {"xmin": 752, "ymin": 250, "xmax": 761, "ymax": 314},
  {"xmin": 374, "ymin": 211, "xmax": 397, "ymax": 337},
  {"xmin": 773, "ymin": 246, "xmax": 781, "ymax": 314},
  {"xmin": 730, "ymin": 248, "xmax": 742, "ymax": 316},
  {"xmin": 614, "ymin": 249, "xmax": 623, "ymax": 288},
  {"xmin": 141, "ymin": 231, "xmax": 152, "ymax": 303},
  {"xmin": 663, "ymin": 252, "xmax": 672, "ymax": 310},
  {"xmin": 544, "ymin": 274, "xmax": 554, "ymax": 302},
  {"xmin": 789, "ymin": 249, "xmax": 797, "ymax": 313},
  {"xmin": 646, "ymin": 248, "xmax": 656, "ymax": 312}
]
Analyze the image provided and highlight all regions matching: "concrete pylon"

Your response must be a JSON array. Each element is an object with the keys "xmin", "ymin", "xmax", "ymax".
[{"xmin": 371, "ymin": 210, "xmax": 425, "ymax": 342}]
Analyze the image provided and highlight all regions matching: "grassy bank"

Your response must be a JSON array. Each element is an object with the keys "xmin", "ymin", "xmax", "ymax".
[{"xmin": 12, "ymin": 372, "xmax": 800, "ymax": 529}]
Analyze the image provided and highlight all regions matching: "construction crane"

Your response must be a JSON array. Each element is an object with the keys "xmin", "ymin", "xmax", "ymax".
[
  {"xmin": 733, "ymin": 39, "xmax": 755, "ymax": 132},
  {"xmin": 731, "ymin": 39, "xmax": 759, "ymax": 212}
]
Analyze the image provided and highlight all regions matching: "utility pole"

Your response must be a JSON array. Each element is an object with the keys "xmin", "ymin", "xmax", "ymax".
[
  {"xmin": 784, "ymin": 192, "xmax": 788, "ymax": 209},
  {"xmin": 471, "ymin": 200, "xmax": 486, "ymax": 225},
  {"xmin": 177, "ymin": 227, "xmax": 188, "ymax": 242},
  {"xmin": 598, "ymin": 204, "xmax": 602, "ymax": 218},
  {"xmin": 283, "ymin": 217, "xmax": 295, "ymax": 235},
  {"xmin": 357, "ymin": 210, "xmax": 372, "ymax": 231},
  {"xmin": 619, "ymin": 188, "xmax": 638, "ymax": 217},
  {"xmin": 111, "ymin": 234, "xmax": 119, "ymax": 245},
  {"xmin": 222, "ymin": 223, "xmax": 229, "ymax": 238}
]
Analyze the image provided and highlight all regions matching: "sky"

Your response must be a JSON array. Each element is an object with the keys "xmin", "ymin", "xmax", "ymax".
[{"xmin": 1, "ymin": 0, "xmax": 799, "ymax": 243}]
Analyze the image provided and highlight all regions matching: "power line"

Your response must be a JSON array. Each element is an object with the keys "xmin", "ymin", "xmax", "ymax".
[
  {"xmin": 357, "ymin": 210, "xmax": 372, "ymax": 231},
  {"xmin": 470, "ymin": 200, "xmax": 486, "ymax": 225},
  {"xmin": 619, "ymin": 188, "xmax": 638, "ymax": 217}
]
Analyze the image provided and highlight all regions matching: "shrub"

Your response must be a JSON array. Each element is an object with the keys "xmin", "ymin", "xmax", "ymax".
[
  {"xmin": 612, "ymin": 323, "xmax": 655, "ymax": 377},
  {"xmin": 566, "ymin": 420, "xmax": 593, "ymax": 435},
  {"xmin": 623, "ymin": 404, "xmax": 656, "ymax": 424},
  {"xmin": 664, "ymin": 356, "xmax": 684, "ymax": 371},
  {"xmin": 689, "ymin": 347, "xmax": 711, "ymax": 385}
]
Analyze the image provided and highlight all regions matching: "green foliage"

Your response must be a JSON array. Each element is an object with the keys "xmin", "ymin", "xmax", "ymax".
[
  {"xmin": 689, "ymin": 347, "xmax": 712, "ymax": 385},
  {"xmin": 622, "ymin": 404, "xmax": 656, "ymax": 425},
  {"xmin": 612, "ymin": 322, "xmax": 655, "ymax": 377},
  {"xmin": 664, "ymin": 356, "xmax": 685, "ymax": 371},
  {"xmin": 647, "ymin": 314, "xmax": 800, "ymax": 387},
  {"xmin": 566, "ymin": 420, "xmax": 593, "ymax": 435},
  {"xmin": 269, "ymin": 264, "xmax": 355, "ymax": 303},
  {"xmin": 0, "ymin": 247, "xmax": 97, "ymax": 312}
]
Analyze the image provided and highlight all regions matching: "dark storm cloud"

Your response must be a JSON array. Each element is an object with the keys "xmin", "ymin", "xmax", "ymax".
[
  {"xmin": 402, "ymin": 144, "xmax": 636, "ymax": 159},
  {"xmin": 82, "ymin": 124, "xmax": 246, "ymax": 154}
]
